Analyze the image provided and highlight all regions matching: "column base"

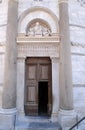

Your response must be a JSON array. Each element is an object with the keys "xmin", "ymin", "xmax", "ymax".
[
  {"xmin": 58, "ymin": 109, "xmax": 77, "ymax": 130},
  {"xmin": 0, "ymin": 108, "xmax": 17, "ymax": 130},
  {"xmin": 51, "ymin": 113, "xmax": 58, "ymax": 122}
]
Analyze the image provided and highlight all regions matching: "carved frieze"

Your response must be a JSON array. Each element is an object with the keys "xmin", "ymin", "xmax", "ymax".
[
  {"xmin": 17, "ymin": 42, "xmax": 59, "ymax": 58},
  {"xmin": 17, "ymin": 33, "xmax": 60, "ymax": 42},
  {"xmin": 17, "ymin": 34, "xmax": 60, "ymax": 58}
]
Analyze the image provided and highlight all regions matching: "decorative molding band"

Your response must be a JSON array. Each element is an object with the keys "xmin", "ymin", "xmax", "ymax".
[
  {"xmin": 71, "ymin": 42, "xmax": 85, "ymax": 48},
  {"xmin": 0, "ymin": 108, "xmax": 17, "ymax": 115},
  {"xmin": 50, "ymin": 57, "xmax": 59, "ymax": 63},
  {"xmin": 58, "ymin": 0, "xmax": 68, "ymax": 4},
  {"xmin": 17, "ymin": 33, "xmax": 60, "ymax": 43},
  {"xmin": 9, "ymin": 0, "xmax": 18, "ymax": 2},
  {"xmin": 0, "ymin": 24, "xmax": 7, "ymax": 27},
  {"xmin": 73, "ymin": 84, "xmax": 85, "ymax": 87},
  {"xmin": 72, "ymin": 52, "xmax": 85, "ymax": 56},
  {"xmin": 70, "ymin": 23, "xmax": 85, "ymax": 29}
]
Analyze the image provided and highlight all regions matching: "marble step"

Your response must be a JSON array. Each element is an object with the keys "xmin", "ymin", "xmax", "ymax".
[{"xmin": 15, "ymin": 122, "xmax": 62, "ymax": 130}]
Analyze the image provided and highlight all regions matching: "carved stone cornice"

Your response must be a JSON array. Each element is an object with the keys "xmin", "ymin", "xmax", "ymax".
[
  {"xmin": 50, "ymin": 57, "xmax": 59, "ymax": 63},
  {"xmin": 9, "ymin": 0, "xmax": 18, "ymax": 2}
]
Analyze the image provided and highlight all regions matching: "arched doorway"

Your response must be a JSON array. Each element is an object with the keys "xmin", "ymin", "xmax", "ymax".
[{"xmin": 24, "ymin": 57, "xmax": 52, "ymax": 116}]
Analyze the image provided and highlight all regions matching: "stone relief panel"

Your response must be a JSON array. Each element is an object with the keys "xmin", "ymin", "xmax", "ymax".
[{"xmin": 26, "ymin": 21, "xmax": 52, "ymax": 36}]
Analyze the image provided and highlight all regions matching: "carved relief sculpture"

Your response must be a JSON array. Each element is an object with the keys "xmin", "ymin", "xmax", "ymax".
[{"xmin": 26, "ymin": 22, "xmax": 52, "ymax": 36}]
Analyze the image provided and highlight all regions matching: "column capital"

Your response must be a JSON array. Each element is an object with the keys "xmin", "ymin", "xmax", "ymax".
[
  {"xmin": 58, "ymin": 0, "xmax": 68, "ymax": 4},
  {"xmin": 17, "ymin": 57, "xmax": 25, "ymax": 63},
  {"xmin": 50, "ymin": 57, "xmax": 58, "ymax": 63},
  {"xmin": 8, "ymin": 0, "xmax": 18, "ymax": 3}
]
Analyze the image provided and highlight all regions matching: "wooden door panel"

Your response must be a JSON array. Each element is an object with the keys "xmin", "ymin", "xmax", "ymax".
[
  {"xmin": 28, "ymin": 65, "xmax": 37, "ymax": 79},
  {"xmin": 26, "ymin": 80, "xmax": 37, "ymax": 86},
  {"xmin": 25, "ymin": 63, "xmax": 38, "ymax": 115},
  {"xmin": 40, "ymin": 65, "xmax": 49, "ymax": 80},
  {"xmin": 27, "ymin": 86, "xmax": 36, "ymax": 102},
  {"xmin": 25, "ymin": 57, "xmax": 52, "ymax": 116}
]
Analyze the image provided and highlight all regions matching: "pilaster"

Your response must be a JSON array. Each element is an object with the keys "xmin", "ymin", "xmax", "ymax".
[
  {"xmin": 16, "ymin": 58, "xmax": 25, "ymax": 116},
  {"xmin": 51, "ymin": 57, "xmax": 59, "ymax": 122}
]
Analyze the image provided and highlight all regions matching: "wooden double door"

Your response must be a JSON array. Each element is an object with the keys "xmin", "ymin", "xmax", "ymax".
[{"xmin": 24, "ymin": 57, "xmax": 52, "ymax": 116}]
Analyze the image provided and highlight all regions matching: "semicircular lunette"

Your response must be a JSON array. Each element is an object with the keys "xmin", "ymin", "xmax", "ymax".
[{"xmin": 26, "ymin": 19, "xmax": 52, "ymax": 37}]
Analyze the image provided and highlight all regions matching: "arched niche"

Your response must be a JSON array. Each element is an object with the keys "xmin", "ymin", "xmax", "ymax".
[{"xmin": 18, "ymin": 6, "xmax": 59, "ymax": 34}]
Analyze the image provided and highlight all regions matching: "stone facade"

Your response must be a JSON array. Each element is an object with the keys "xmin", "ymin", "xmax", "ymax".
[{"xmin": 0, "ymin": 0, "xmax": 85, "ymax": 130}]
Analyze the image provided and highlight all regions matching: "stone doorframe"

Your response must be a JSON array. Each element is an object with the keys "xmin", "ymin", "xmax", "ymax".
[{"xmin": 16, "ymin": 34, "xmax": 60, "ymax": 121}]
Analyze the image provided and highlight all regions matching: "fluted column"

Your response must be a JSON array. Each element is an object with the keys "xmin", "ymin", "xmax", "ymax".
[
  {"xmin": 2, "ymin": 0, "xmax": 18, "ymax": 108},
  {"xmin": 59, "ymin": 0, "xmax": 73, "ymax": 110}
]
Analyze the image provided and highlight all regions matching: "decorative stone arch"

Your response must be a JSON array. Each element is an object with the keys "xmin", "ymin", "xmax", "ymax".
[{"xmin": 18, "ymin": 6, "xmax": 59, "ymax": 34}]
